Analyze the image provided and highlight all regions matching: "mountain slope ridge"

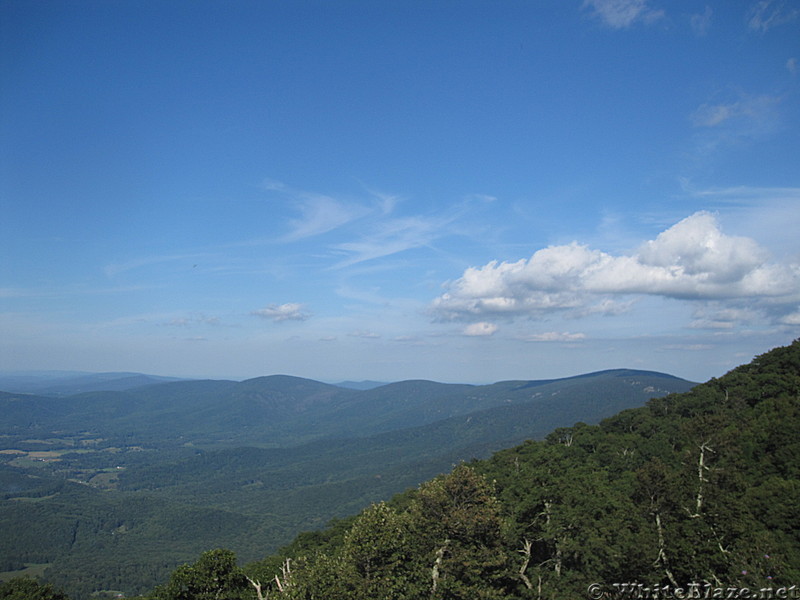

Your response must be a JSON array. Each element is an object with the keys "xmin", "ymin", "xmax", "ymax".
[{"xmin": 241, "ymin": 339, "xmax": 800, "ymax": 600}]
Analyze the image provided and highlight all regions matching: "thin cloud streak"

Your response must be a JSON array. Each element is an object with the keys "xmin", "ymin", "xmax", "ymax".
[
  {"xmin": 521, "ymin": 332, "xmax": 587, "ymax": 343},
  {"xmin": 266, "ymin": 180, "xmax": 483, "ymax": 270},
  {"xmin": 331, "ymin": 214, "xmax": 456, "ymax": 269},
  {"xmin": 685, "ymin": 184, "xmax": 800, "ymax": 201},
  {"xmin": 690, "ymin": 94, "xmax": 781, "ymax": 128},
  {"xmin": 265, "ymin": 181, "xmax": 462, "ymax": 269}
]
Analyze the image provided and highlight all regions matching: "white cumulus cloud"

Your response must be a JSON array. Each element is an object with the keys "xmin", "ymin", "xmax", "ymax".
[
  {"xmin": 431, "ymin": 212, "xmax": 800, "ymax": 325},
  {"xmin": 252, "ymin": 303, "xmax": 311, "ymax": 322},
  {"xmin": 781, "ymin": 312, "xmax": 800, "ymax": 326},
  {"xmin": 463, "ymin": 322, "xmax": 498, "ymax": 337}
]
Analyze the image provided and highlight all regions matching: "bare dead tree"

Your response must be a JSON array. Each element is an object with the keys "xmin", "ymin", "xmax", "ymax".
[
  {"xmin": 246, "ymin": 558, "xmax": 292, "ymax": 599},
  {"xmin": 275, "ymin": 558, "xmax": 292, "ymax": 594},
  {"xmin": 518, "ymin": 538, "xmax": 534, "ymax": 590},
  {"xmin": 245, "ymin": 576, "xmax": 266, "ymax": 600},
  {"xmin": 686, "ymin": 441, "xmax": 715, "ymax": 518},
  {"xmin": 653, "ymin": 511, "xmax": 679, "ymax": 587},
  {"xmin": 431, "ymin": 539, "xmax": 449, "ymax": 596}
]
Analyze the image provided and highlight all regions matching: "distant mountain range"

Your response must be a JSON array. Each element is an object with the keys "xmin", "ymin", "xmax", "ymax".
[
  {"xmin": 0, "ymin": 369, "xmax": 695, "ymax": 448},
  {"xmin": 0, "ymin": 367, "xmax": 697, "ymax": 598},
  {"xmin": 0, "ymin": 371, "xmax": 186, "ymax": 396},
  {"xmin": 0, "ymin": 370, "xmax": 393, "ymax": 396}
]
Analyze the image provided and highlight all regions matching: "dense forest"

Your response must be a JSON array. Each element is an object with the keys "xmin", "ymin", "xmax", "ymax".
[{"xmin": 3, "ymin": 339, "xmax": 798, "ymax": 598}]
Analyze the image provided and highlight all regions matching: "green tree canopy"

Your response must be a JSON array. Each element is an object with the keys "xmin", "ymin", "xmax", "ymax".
[
  {"xmin": 0, "ymin": 577, "xmax": 70, "ymax": 600},
  {"xmin": 149, "ymin": 549, "xmax": 249, "ymax": 600}
]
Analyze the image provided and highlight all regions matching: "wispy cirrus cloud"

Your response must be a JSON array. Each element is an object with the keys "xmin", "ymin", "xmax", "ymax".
[
  {"xmin": 748, "ymin": 0, "xmax": 799, "ymax": 33},
  {"xmin": 689, "ymin": 92, "xmax": 784, "ymax": 157},
  {"xmin": 582, "ymin": 0, "xmax": 664, "ymax": 28},
  {"xmin": 264, "ymin": 180, "xmax": 370, "ymax": 242},
  {"xmin": 690, "ymin": 6, "xmax": 713, "ymax": 36},
  {"xmin": 287, "ymin": 196, "xmax": 366, "ymax": 241},
  {"xmin": 683, "ymin": 183, "xmax": 800, "ymax": 201},
  {"xmin": 266, "ymin": 180, "xmax": 468, "ymax": 269},
  {"xmin": 331, "ymin": 213, "xmax": 456, "ymax": 269},
  {"xmin": 431, "ymin": 211, "xmax": 800, "ymax": 327},
  {"xmin": 690, "ymin": 94, "xmax": 781, "ymax": 128}
]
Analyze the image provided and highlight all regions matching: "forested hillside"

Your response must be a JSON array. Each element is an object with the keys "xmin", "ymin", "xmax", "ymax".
[
  {"xmin": 0, "ymin": 369, "xmax": 693, "ymax": 598},
  {"xmin": 130, "ymin": 339, "xmax": 799, "ymax": 600}
]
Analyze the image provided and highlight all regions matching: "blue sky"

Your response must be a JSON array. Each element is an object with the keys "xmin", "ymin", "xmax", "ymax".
[{"xmin": 1, "ymin": 0, "xmax": 799, "ymax": 384}]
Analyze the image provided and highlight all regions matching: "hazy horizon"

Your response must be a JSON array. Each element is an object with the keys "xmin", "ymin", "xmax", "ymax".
[{"xmin": 0, "ymin": 363, "xmax": 702, "ymax": 390}]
